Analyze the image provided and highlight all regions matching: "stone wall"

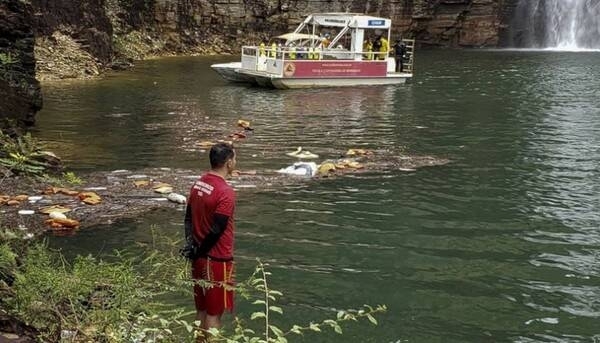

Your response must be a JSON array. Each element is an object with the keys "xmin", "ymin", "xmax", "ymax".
[{"xmin": 0, "ymin": 0, "xmax": 42, "ymax": 128}]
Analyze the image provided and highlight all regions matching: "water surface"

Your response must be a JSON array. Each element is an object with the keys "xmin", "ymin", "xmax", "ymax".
[{"xmin": 36, "ymin": 50, "xmax": 600, "ymax": 342}]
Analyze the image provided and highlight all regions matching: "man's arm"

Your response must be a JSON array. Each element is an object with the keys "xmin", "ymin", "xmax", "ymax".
[
  {"xmin": 196, "ymin": 213, "xmax": 229, "ymax": 256},
  {"xmin": 184, "ymin": 204, "xmax": 193, "ymax": 242}
]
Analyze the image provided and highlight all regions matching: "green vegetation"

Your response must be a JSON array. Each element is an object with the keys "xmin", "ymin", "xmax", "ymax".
[
  {"xmin": 0, "ymin": 129, "xmax": 58, "ymax": 176},
  {"xmin": 0, "ymin": 52, "xmax": 18, "ymax": 66},
  {"xmin": 61, "ymin": 171, "xmax": 84, "ymax": 186},
  {"xmin": 112, "ymin": 30, "xmax": 162, "ymax": 61},
  {"xmin": 0, "ymin": 230, "xmax": 385, "ymax": 342}
]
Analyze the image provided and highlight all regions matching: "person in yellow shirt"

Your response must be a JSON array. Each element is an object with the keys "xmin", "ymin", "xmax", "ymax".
[
  {"xmin": 378, "ymin": 35, "xmax": 389, "ymax": 60},
  {"xmin": 322, "ymin": 33, "xmax": 331, "ymax": 48},
  {"xmin": 363, "ymin": 37, "xmax": 373, "ymax": 60}
]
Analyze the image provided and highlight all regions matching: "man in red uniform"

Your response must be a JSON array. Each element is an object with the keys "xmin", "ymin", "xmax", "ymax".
[{"xmin": 184, "ymin": 142, "xmax": 237, "ymax": 339}]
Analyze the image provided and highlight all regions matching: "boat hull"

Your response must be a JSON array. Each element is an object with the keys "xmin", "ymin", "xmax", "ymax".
[
  {"xmin": 211, "ymin": 62, "xmax": 255, "ymax": 83},
  {"xmin": 270, "ymin": 74, "xmax": 409, "ymax": 89},
  {"xmin": 211, "ymin": 63, "xmax": 411, "ymax": 89}
]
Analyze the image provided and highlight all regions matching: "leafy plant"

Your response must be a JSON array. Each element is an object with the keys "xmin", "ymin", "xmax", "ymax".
[
  {"xmin": 0, "ymin": 52, "xmax": 18, "ymax": 66},
  {"xmin": 204, "ymin": 259, "xmax": 387, "ymax": 342},
  {"xmin": 0, "ymin": 129, "xmax": 58, "ymax": 176},
  {"xmin": 3, "ymin": 230, "xmax": 386, "ymax": 342},
  {"xmin": 62, "ymin": 171, "xmax": 84, "ymax": 186}
]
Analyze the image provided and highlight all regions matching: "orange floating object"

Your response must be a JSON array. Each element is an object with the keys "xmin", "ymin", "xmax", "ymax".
[
  {"xmin": 229, "ymin": 131, "xmax": 246, "ymax": 139},
  {"xmin": 78, "ymin": 192, "xmax": 102, "ymax": 205},
  {"xmin": 13, "ymin": 195, "xmax": 29, "ymax": 201},
  {"xmin": 237, "ymin": 119, "xmax": 253, "ymax": 130},
  {"xmin": 45, "ymin": 218, "xmax": 80, "ymax": 229}
]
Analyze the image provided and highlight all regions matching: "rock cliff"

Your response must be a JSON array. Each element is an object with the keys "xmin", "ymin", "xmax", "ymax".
[
  {"xmin": 0, "ymin": 0, "xmax": 42, "ymax": 128},
  {"xmin": 34, "ymin": 0, "xmax": 518, "ymax": 74}
]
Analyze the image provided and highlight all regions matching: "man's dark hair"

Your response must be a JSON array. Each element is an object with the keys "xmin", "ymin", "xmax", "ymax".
[{"xmin": 209, "ymin": 143, "xmax": 235, "ymax": 168}]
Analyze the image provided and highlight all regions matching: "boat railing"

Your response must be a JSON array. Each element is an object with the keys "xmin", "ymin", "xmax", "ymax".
[
  {"xmin": 241, "ymin": 45, "xmax": 408, "ymax": 76},
  {"xmin": 401, "ymin": 39, "xmax": 415, "ymax": 73}
]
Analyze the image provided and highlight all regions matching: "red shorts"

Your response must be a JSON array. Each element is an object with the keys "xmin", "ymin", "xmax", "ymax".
[{"xmin": 192, "ymin": 258, "xmax": 235, "ymax": 316}]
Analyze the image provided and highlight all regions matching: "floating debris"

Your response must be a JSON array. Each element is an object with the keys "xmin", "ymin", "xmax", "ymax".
[
  {"xmin": 134, "ymin": 180, "xmax": 150, "ymax": 187},
  {"xmin": 45, "ymin": 218, "xmax": 80, "ymax": 230},
  {"xmin": 49, "ymin": 212, "xmax": 68, "ymax": 220},
  {"xmin": 167, "ymin": 193, "xmax": 187, "ymax": 204},
  {"xmin": 346, "ymin": 148, "xmax": 372, "ymax": 156},
  {"xmin": 277, "ymin": 162, "xmax": 318, "ymax": 177},
  {"xmin": 237, "ymin": 119, "xmax": 253, "ymax": 131},
  {"xmin": 39, "ymin": 205, "xmax": 71, "ymax": 214},
  {"xmin": 286, "ymin": 147, "xmax": 319, "ymax": 159},
  {"xmin": 78, "ymin": 192, "xmax": 102, "ymax": 205},
  {"xmin": 28, "ymin": 196, "xmax": 44, "ymax": 203}
]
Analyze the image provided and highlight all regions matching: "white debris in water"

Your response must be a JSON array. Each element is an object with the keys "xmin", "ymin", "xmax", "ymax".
[
  {"xmin": 84, "ymin": 187, "xmax": 108, "ymax": 191},
  {"xmin": 525, "ymin": 317, "xmax": 559, "ymax": 325},
  {"xmin": 18, "ymin": 210, "xmax": 35, "ymax": 215},
  {"xmin": 28, "ymin": 196, "xmax": 43, "ymax": 203},
  {"xmin": 126, "ymin": 174, "xmax": 148, "ymax": 179},
  {"xmin": 111, "ymin": 169, "xmax": 130, "ymax": 173},
  {"xmin": 234, "ymin": 184, "xmax": 257, "ymax": 189},
  {"xmin": 167, "ymin": 193, "xmax": 187, "ymax": 204},
  {"xmin": 149, "ymin": 198, "xmax": 168, "ymax": 201},
  {"xmin": 49, "ymin": 212, "xmax": 67, "ymax": 220}
]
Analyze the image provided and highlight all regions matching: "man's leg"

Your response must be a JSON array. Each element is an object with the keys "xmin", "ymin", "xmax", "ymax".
[
  {"xmin": 196, "ymin": 313, "xmax": 222, "ymax": 343},
  {"xmin": 203, "ymin": 314, "xmax": 223, "ymax": 330},
  {"xmin": 196, "ymin": 310, "xmax": 207, "ymax": 342}
]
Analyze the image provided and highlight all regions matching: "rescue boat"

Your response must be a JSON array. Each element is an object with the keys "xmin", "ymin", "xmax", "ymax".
[{"xmin": 211, "ymin": 13, "xmax": 415, "ymax": 89}]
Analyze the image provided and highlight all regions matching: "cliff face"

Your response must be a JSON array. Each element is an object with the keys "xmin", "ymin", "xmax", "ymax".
[
  {"xmin": 110, "ymin": 0, "xmax": 516, "ymax": 51},
  {"xmin": 0, "ymin": 0, "xmax": 42, "ymax": 128},
  {"xmin": 32, "ymin": 0, "xmax": 517, "ymax": 67}
]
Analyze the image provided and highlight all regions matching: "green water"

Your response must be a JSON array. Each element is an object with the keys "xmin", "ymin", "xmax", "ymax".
[{"xmin": 35, "ymin": 50, "xmax": 600, "ymax": 342}]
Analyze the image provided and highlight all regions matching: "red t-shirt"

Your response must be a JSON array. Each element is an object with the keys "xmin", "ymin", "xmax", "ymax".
[{"xmin": 188, "ymin": 173, "xmax": 236, "ymax": 259}]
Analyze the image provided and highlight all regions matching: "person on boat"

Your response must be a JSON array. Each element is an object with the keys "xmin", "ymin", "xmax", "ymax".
[
  {"xmin": 322, "ymin": 33, "xmax": 331, "ymax": 48},
  {"xmin": 184, "ymin": 142, "xmax": 237, "ymax": 342},
  {"xmin": 270, "ymin": 42, "xmax": 277, "ymax": 58},
  {"xmin": 288, "ymin": 43, "xmax": 297, "ymax": 60},
  {"xmin": 372, "ymin": 35, "xmax": 382, "ymax": 60},
  {"xmin": 393, "ymin": 38, "xmax": 407, "ymax": 72},
  {"xmin": 314, "ymin": 45, "xmax": 321, "ymax": 60},
  {"xmin": 297, "ymin": 46, "xmax": 306, "ymax": 59},
  {"xmin": 307, "ymin": 46, "xmax": 315, "ymax": 60},
  {"xmin": 377, "ymin": 35, "xmax": 389, "ymax": 60},
  {"xmin": 259, "ymin": 42, "xmax": 266, "ymax": 57},
  {"xmin": 363, "ymin": 37, "xmax": 373, "ymax": 60}
]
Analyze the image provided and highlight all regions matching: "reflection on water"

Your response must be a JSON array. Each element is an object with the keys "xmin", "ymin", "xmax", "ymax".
[{"xmin": 38, "ymin": 51, "xmax": 600, "ymax": 342}]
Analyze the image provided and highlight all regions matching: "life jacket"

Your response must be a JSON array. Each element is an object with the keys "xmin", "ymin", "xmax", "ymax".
[
  {"xmin": 364, "ymin": 41, "xmax": 373, "ymax": 60},
  {"xmin": 270, "ymin": 43, "xmax": 277, "ymax": 58},
  {"xmin": 259, "ymin": 43, "xmax": 266, "ymax": 57}
]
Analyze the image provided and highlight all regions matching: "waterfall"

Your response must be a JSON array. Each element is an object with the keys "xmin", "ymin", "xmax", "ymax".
[{"xmin": 510, "ymin": 0, "xmax": 600, "ymax": 50}]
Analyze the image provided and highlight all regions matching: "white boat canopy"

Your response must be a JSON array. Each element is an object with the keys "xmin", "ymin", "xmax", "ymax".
[
  {"xmin": 273, "ymin": 33, "xmax": 325, "ymax": 47},
  {"xmin": 297, "ymin": 13, "xmax": 392, "ymax": 30}
]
